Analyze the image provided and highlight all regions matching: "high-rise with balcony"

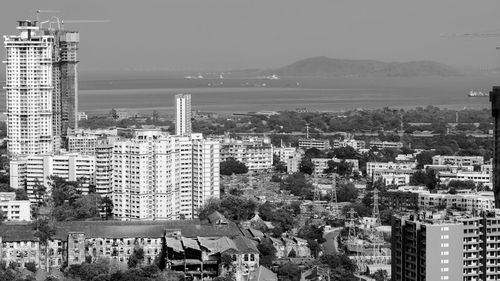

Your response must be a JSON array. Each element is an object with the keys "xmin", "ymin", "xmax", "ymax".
[
  {"xmin": 392, "ymin": 210, "xmax": 500, "ymax": 281},
  {"xmin": 3, "ymin": 21, "xmax": 55, "ymax": 156},
  {"xmin": 175, "ymin": 93, "xmax": 192, "ymax": 136},
  {"xmin": 3, "ymin": 20, "xmax": 79, "ymax": 156},
  {"xmin": 111, "ymin": 130, "xmax": 220, "ymax": 220}
]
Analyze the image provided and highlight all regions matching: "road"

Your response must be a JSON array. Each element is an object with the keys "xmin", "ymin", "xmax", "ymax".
[{"xmin": 322, "ymin": 227, "xmax": 342, "ymax": 255}]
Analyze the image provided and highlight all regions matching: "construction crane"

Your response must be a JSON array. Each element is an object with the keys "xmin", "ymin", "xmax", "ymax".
[
  {"xmin": 37, "ymin": 15, "xmax": 111, "ymax": 30},
  {"xmin": 35, "ymin": 9, "xmax": 59, "ymax": 23}
]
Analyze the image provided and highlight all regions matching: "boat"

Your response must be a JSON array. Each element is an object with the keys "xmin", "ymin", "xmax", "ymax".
[
  {"xmin": 468, "ymin": 90, "xmax": 488, "ymax": 97},
  {"xmin": 265, "ymin": 74, "xmax": 280, "ymax": 80}
]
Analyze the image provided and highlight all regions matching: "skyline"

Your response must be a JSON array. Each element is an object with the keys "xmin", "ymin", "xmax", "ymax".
[{"xmin": 1, "ymin": 0, "xmax": 500, "ymax": 76}]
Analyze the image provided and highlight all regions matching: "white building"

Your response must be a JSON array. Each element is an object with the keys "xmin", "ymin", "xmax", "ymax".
[
  {"xmin": 67, "ymin": 134, "xmax": 98, "ymax": 155},
  {"xmin": 369, "ymin": 141, "xmax": 403, "ymax": 149},
  {"xmin": 95, "ymin": 137, "xmax": 118, "ymax": 196},
  {"xmin": 366, "ymin": 162, "xmax": 417, "ymax": 178},
  {"xmin": 4, "ymin": 21, "xmax": 79, "ymax": 156},
  {"xmin": 220, "ymin": 138, "xmax": 273, "ymax": 171},
  {"xmin": 175, "ymin": 94, "xmax": 192, "ymax": 136},
  {"xmin": 4, "ymin": 21, "xmax": 55, "ymax": 156},
  {"xmin": 333, "ymin": 139, "xmax": 365, "ymax": 150},
  {"xmin": 418, "ymin": 191, "xmax": 494, "ymax": 211},
  {"xmin": 9, "ymin": 153, "xmax": 96, "ymax": 202},
  {"xmin": 274, "ymin": 147, "xmax": 296, "ymax": 164},
  {"xmin": 432, "ymin": 155, "xmax": 484, "ymax": 166},
  {"xmin": 438, "ymin": 171, "xmax": 492, "ymax": 189},
  {"xmin": 380, "ymin": 174, "xmax": 411, "ymax": 186},
  {"xmin": 311, "ymin": 158, "xmax": 359, "ymax": 177},
  {"xmin": 112, "ymin": 130, "xmax": 220, "ymax": 220},
  {"xmin": 298, "ymin": 138, "xmax": 330, "ymax": 150},
  {"xmin": 0, "ymin": 192, "xmax": 30, "ymax": 221}
]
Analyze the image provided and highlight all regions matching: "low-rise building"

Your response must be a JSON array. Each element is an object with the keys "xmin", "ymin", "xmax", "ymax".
[
  {"xmin": 298, "ymin": 138, "xmax": 330, "ymax": 150},
  {"xmin": 0, "ymin": 192, "xmax": 30, "ymax": 221},
  {"xmin": 369, "ymin": 140, "xmax": 403, "ymax": 149},
  {"xmin": 220, "ymin": 138, "xmax": 273, "ymax": 171},
  {"xmin": 366, "ymin": 162, "xmax": 417, "ymax": 178},
  {"xmin": 432, "ymin": 155, "xmax": 484, "ymax": 166},
  {"xmin": 438, "ymin": 171, "xmax": 491, "ymax": 189},
  {"xmin": 0, "ymin": 215, "xmax": 248, "ymax": 276}
]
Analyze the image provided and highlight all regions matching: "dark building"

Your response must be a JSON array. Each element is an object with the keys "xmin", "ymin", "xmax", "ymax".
[
  {"xmin": 383, "ymin": 191, "xmax": 419, "ymax": 211},
  {"xmin": 490, "ymin": 87, "xmax": 500, "ymax": 208}
]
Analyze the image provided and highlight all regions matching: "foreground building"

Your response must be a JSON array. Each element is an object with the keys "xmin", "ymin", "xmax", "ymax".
[
  {"xmin": 489, "ymin": 86, "xmax": 500, "ymax": 207},
  {"xmin": 112, "ymin": 130, "xmax": 220, "ymax": 220},
  {"xmin": 392, "ymin": 210, "xmax": 500, "ymax": 281},
  {"xmin": 0, "ymin": 215, "xmax": 259, "ymax": 280}
]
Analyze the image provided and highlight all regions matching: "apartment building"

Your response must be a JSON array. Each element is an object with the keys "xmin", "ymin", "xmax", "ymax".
[
  {"xmin": 67, "ymin": 133, "xmax": 98, "ymax": 155},
  {"xmin": 4, "ymin": 21, "xmax": 80, "ymax": 156},
  {"xmin": 0, "ymin": 192, "xmax": 30, "ymax": 221},
  {"xmin": 432, "ymin": 155, "xmax": 484, "ymax": 166},
  {"xmin": 311, "ymin": 158, "xmax": 359, "ymax": 177},
  {"xmin": 332, "ymin": 139, "xmax": 366, "ymax": 150},
  {"xmin": 220, "ymin": 138, "xmax": 273, "ymax": 171},
  {"xmin": 366, "ymin": 162, "xmax": 417, "ymax": 178},
  {"xmin": 369, "ymin": 140, "xmax": 403, "ymax": 149},
  {"xmin": 393, "ymin": 210, "xmax": 500, "ymax": 281},
  {"xmin": 4, "ymin": 21, "xmax": 56, "ymax": 156},
  {"xmin": 0, "ymin": 215, "xmax": 251, "ymax": 278},
  {"xmin": 438, "ymin": 171, "xmax": 492, "ymax": 189},
  {"xmin": 298, "ymin": 138, "xmax": 330, "ymax": 150},
  {"xmin": 9, "ymin": 153, "xmax": 96, "ymax": 202},
  {"xmin": 175, "ymin": 93, "xmax": 192, "ymax": 136},
  {"xmin": 112, "ymin": 130, "xmax": 220, "ymax": 220}
]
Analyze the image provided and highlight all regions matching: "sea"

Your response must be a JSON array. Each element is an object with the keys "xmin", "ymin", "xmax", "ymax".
[{"xmin": 2, "ymin": 75, "xmax": 499, "ymax": 115}]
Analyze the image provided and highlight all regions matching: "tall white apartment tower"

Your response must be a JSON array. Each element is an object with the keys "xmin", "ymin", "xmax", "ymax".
[
  {"xmin": 3, "ymin": 21, "xmax": 55, "ymax": 156},
  {"xmin": 112, "ymin": 130, "xmax": 220, "ymax": 220},
  {"xmin": 175, "ymin": 93, "xmax": 192, "ymax": 136}
]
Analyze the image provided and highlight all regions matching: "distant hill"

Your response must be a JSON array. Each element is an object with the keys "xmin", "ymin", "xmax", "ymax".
[{"xmin": 268, "ymin": 56, "xmax": 461, "ymax": 78}]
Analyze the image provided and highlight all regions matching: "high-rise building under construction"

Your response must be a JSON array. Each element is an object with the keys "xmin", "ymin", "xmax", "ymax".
[
  {"xmin": 3, "ymin": 20, "xmax": 79, "ymax": 156},
  {"xmin": 490, "ymin": 86, "xmax": 500, "ymax": 207}
]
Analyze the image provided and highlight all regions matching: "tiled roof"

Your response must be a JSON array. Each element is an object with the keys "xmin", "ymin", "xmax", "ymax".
[
  {"xmin": 249, "ymin": 266, "xmax": 277, "ymax": 281},
  {"xmin": 0, "ymin": 219, "xmax": 243, "ymax": 242},
  {"xmin": 232, "ymin": 236, "xmax": 259, "ymax": 254}
]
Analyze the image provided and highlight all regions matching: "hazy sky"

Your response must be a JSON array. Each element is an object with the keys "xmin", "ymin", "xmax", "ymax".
[{"xmin": 2, "ymin": 0, "xmax": 500, "ymax": 72}]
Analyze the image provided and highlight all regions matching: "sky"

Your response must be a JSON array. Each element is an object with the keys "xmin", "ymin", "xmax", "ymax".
[{"xmin": 2, "ymin": 0, "xmax": 500, "ymax": 73}]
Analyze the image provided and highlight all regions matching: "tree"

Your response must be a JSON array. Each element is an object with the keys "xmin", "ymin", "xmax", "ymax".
[
  {"xmin": 281, "ymin": 172, "xmax": 314, "ymax": 198},
  {"xmin": 278, "ymin": 263, "xmax": 301, "ymax": 281},
  {"xmin": 372, "ymin": 269, "xmax": 388, "ymax": 281},
  {"xmin": 336, "ymin": 183, "xmax": 358, "ymax": 202},
  {"xmin": 275, "ymin": 162, "xmax": 287, "ymax": 173},
  {"xmin": 0, "ymin": 210, "xmax": 4, "ymax": 224},
  {"xmin": 109, "ymin": 108, "xmax": 119, "ymax": 120},
  {"xmin": 416, "ymin": 150, "xmax": 435, "ymax": 169},
  {"xmin": 257, "ymin": 238, "xmax": 277, "ymax": 267},
  {"xmin": 448, "ymin": 180, "xmax": 476, "ymax": 190},
  {"xmin": 24, "ymin": 261, "xmax": 37, "ymax": 273},
  {"xmin": 102, "ymin": 196, "xmax": 114, "ymax": 220},
  {"xmin": 299, "ymin": 157, "xmax": 314, "ymax": 175},
  {"xmin": 220, "ymin": 157, "xmax": 248, "ymax": 175},
  {"xmin": 128, "ymin": 248, "xmax": 145, "ymax": 268},
  {"xmin": 33, "ymin": 218, "xmax": 55, "ymax": 245},
  {"xmin": 221, "ymin": 253, "xmax": 233, "ymax": 269},
  {"xmin": 198, "ymin": 196, "xmax": 257, "ymax": 222}
]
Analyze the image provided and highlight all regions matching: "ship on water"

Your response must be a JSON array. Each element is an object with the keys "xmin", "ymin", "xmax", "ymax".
[{"xmin": 468, "ymin": 89, "xmax": 488, "ymax": 97}]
